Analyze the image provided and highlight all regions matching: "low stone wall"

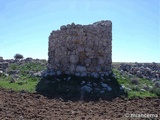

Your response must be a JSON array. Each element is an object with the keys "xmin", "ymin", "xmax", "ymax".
[{"xmin": 48, "ymin": 20, "xmax": 112, "ymax": 77}]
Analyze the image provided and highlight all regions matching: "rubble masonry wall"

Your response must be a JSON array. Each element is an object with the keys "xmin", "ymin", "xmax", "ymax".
[{"xmin": 48, "ymin": 20, "xmax": 112, "ymax": 76}]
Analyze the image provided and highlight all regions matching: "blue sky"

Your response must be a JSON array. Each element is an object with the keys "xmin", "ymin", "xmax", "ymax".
[{"xmin": 0, "ymin": 0, "xmax": 159, "ymax": 62}]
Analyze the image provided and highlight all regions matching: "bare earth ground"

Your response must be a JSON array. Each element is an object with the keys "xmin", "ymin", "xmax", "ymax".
[{"xmin": 0, "ymin": 88, "xmax": 159, "ymax": 120}]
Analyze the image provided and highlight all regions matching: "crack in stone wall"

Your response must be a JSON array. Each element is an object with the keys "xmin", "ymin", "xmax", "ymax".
[{"xmin": 48, "ymin": 20, "xmax": 112, "ymax": 77}]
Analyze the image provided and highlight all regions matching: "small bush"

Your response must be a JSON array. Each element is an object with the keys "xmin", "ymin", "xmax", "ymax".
[
  {"xmin": 130, "ymin": 78, "xmax": 139, "ymax": 85},
  {"xmin": 8, "ymin": 63, "xmax": 19, "ymax": 70},
  {"xmin": 151, "ymin": 87, "xmax": 160, "ymax": 96},
  {"xmin": 142, "ymin": 84, "xmax": 150, "ymax": 91},
  {"xmin": 132, "ymin": 85, "xmax": 140, "ymax": 91},
  {"xmin": 14, "ymin": 54, "xmax": 24, "ymax": 60}
]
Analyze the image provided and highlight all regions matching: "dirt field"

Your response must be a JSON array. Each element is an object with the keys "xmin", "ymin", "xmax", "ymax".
[{"xmin": 0, "ymin": 88, "xmax": 159, "ymax": 120}]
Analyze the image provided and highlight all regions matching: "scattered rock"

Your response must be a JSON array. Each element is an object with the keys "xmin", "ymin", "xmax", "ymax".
[
  {"xmin": 0, "ymin": 71, "xmax": 3, "ymax": 76},
  {"xmin": 67, "ymin": 77, "xmax": 71, "ymax": 81},
  {"xmin": 142, "ymin": 84, "xmax": 150, "ymax": 91},
  {"xmin": 100, "ymin": 90, "xmax": 105, "ymax": 94},
  {"xmin": 10, "ymin": 77, "xmax": 16, "ymax": 83},
  {"xmin": 141, "ymin": 89, "xmax": 146, "ymax": 92},
  {"xmin": 125, "ymin": 87, "xmax": 131, "ymax": 91},
  {"xmin": 120, "ymin": 86, "xmax": 124, "ymax": 90},
  {"xmin": 111, "ymin": 74, "xmax": 116, "ymax": 78},
  {"xmin": 75, "ymin": 73, "xmax": 80, "ymax": 76},
  {"xmin": 76, "ymin": 66, "xmax": 87, "ymax": 73},
  {"xmin": 91, "ymin": 72, "xmax": 99, "ymax": 78},
  {"xmin": 8, "ymin": 70, "xmax": 20, "ymax": 75},
  {"xmin": 81, "ymin": 85, "xmax": 92, "ymax": 93},
  {"xmin": 104, "ymin": 72, "xmax": 109, "ymax": 77},
  {"xmin": 118, "ymin": 62, "xmax": 160, "ymax": 81},
  {"xmin": 154, "ymin": 81, "xmax": 160, "ymax": 88},
  {"xmin": 81, "ymin": 81, "xmax": 85, "ymax": 85},
  {"xmin": 101, "ymin": 83, "xmax": 112, "ymax": 91},
  {"xmin": 80, "ymin": 72, "xmax": 87, "ymax": 77},
  {"xmin": 56, "ymin": 71, "xmax": 61, "ymax": 76},
  {"xmin": 95, "ymin": 88, "xmax": 100, "ymax": 92},
  {"xmin": 32, "ymin": 72, "xmax": 41, "ymax": 77}
]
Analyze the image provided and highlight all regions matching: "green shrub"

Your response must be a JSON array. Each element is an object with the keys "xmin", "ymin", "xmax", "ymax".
[
  {"xmin": 151, "ymin": 87, "xmax": 160, "ymax": 96},
  {"xmin": 14, "ymin": 54, "xmax": 24, "ymax": 60},
  {"xmin": 130, "ymin": 78, "xmax": 139, "ymax": 85}
]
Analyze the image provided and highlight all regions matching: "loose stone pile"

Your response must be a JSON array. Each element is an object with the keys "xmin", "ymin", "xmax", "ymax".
[
  {"xmin": 0, "ymin": 57, "xmax": 9, "ymax": 73},
  {"xmin": 37, "ymin": 69, "xmax": 123, "ymax": 100},
  {"xmin": 0, "ymin": 56, "xmax": 47, "ymax": 78},
  {"xmin": 48, "ymin": 20, "xmax": 112, "ymax": 77},
  {"xmin": 118, "ymin": 62, "xmax": 160, "ymax": 81},
  {"xmin": 0, "ymin": 56, "xmax": 3, "ymax": 62}
]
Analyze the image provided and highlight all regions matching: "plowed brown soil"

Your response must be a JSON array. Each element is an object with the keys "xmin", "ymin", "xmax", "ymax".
[{"xmin": 0, "ymin": 88, "xmax": 159, "ymax": 120}]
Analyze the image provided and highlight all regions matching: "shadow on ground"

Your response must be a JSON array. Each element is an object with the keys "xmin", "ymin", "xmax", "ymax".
[{"xmin": 36, "ymin": 74, "xmax": 128, "ymax": 101}]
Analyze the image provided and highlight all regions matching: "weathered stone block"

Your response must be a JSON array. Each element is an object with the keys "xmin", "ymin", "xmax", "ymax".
[{"xmin": 76, "ymin": 66, "xmax": 87, "ymax": 73}]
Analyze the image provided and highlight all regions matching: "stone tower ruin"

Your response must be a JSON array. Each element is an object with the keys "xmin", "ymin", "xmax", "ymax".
[{"xmin": 48, "ymin": 20, "xmax": 112, "ymax": 77}]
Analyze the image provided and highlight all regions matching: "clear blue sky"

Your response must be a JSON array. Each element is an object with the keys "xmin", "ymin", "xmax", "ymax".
[{"xmin": 0, "ymin": 0, "xmax": 159, "ymax": 62}]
